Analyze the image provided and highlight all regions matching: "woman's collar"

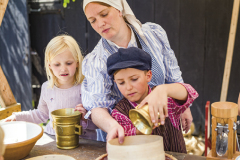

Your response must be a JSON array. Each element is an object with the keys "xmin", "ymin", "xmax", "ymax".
[{"xmin": 106, "ymin": 24, "xmax": 137, "ymax": 49}]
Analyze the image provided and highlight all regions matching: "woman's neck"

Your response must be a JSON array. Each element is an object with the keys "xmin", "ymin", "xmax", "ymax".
[{"xmin": 112, "ymin": 23, "xmax": 131, "ymax": 48}]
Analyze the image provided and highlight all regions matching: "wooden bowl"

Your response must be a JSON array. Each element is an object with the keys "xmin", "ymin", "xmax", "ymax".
[
  {"xmin": 107, "ymin": 135, "xmax": 165, "ymax": 160},
  {"xmin": 96, "ymin": 153, "xmax": 177, "ymax": 160},
  {"xmin": 2, "ymin": 121, "xmax": 43, "ymax": 160}
]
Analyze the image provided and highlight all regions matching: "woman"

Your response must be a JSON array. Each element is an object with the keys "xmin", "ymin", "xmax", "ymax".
[{"xmin": 81, "ymin": 0, "xmax": 193, "ymax": 151}]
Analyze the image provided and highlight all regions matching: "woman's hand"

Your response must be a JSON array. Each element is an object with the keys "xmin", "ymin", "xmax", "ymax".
[
  {"xmin": 74, "ymin": 104, "xmax": 87, "ymax": 121},
  {"xmin": 138, "ymin": 85, "xmax": 168, "ymax": 127},
  {"xmin": 181, "ymin": 108, "xmax": 193, "ymax": 133},
  {"xmin": 3, "ymin": 115, "xmax": 16, "ymax": 122}
]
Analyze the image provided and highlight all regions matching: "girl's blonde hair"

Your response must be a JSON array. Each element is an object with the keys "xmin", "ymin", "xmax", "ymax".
[
  {"xmin": 44, "ymin": 35, "xmax": 84, "ymax": 88},
  {"xmin": 0, "ymin": 126, "xmax": 5, "ymax": 156}
]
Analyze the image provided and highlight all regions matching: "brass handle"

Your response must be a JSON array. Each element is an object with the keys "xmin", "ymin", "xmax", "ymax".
[{"xmin": 75, "ymin": 124, "xmax": 82, "ymax": 135}]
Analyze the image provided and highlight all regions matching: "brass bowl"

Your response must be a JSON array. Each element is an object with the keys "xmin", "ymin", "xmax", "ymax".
[
  {"xmin": 51, "ymin": 108, "xmax": 81, "ymax": 124},
  {"xmin": 129, "ymin": 104, "xmax": 154, "ymax": 134},
  {"xmin": 51, "ymin": 108, "xmax": 82, "ymax": 149}
]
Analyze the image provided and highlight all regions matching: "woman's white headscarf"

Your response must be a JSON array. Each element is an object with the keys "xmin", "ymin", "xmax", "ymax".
[{"xmin": 83, "ymin": 0, "xmax": 148, "ymax": 45}]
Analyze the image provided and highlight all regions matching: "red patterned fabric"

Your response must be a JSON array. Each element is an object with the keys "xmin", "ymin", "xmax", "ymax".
[{"xmin": 111, "ymin": 83, "xmax": 198, "ymax": 136}]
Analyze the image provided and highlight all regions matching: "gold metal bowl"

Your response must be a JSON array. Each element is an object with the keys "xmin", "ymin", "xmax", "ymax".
[
  {"xmin": 51, "ymin": 108, "xmax": 81, "ymax": 124},
  {"xmin": 129, "ymin": 104, "xmax": 158, "ymax": 134},
  {"xmin": 51, "ymin": 108, "xmax": 82, "ymax": 149}
]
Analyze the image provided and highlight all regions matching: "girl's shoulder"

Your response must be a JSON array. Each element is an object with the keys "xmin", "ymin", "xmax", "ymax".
[{"xmin": 40, "ymin": 81, "xmax": 49, "ymax": 90}]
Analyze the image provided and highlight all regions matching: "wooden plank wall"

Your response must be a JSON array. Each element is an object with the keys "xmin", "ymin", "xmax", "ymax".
[
  {"xmin": 179, "ymin": 0, "xmax": 205, "ymax": 132},
  {"xmin": 0, "ymin": 0, "xmax": 9, "ymax": 26},
  {"xmin": 0, "ymin": 0, "xmax": 31, "ymax": 111},
  {"xmin": 25, "ymin": 0, "xmax": 240, "ymax": 134}
]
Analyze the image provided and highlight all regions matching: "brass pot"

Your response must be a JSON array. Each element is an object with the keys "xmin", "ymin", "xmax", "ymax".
[
  {"xmin": 51, "ymin": 108, "xmax": 82, "ymax": 149},
  {"xmin": 129, "ymin": 104, "xmax": 160, "ymax": 135}
]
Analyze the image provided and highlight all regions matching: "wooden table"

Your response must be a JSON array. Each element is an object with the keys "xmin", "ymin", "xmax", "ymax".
[{"xmin": 23, "ymin": 133, "xmax": 206, "ymax": 160}]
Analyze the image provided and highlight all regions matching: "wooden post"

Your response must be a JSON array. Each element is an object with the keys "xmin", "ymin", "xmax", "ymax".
[
  {"xmin": 0, "ymin": 66, "xmax": 21, "ymax": 120},
  {"xmin": 0, "ymin": 0, "xmax": 9, "ymax": 26},
  {"xmin": 220, "ymin": 0, "xmax": 240, "ymax": 101},
  {"xmin": 228, "ymin": 118, "xmax": 234, "ymax": 159},
  {"xmin": 211, "ymin": 116, "xmax": 217, "ymax": 157}
]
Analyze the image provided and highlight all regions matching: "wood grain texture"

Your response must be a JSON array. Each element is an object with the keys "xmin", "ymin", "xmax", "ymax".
[
  {"xmin": 179, "ymin": 0, "xmax": 205, "ymax": 133},
  {"xmin": 220, "ymin": 0, "xmax": 240, "ymax": 102},
  {"xmin": 0, "ymin": 0, "xmax": 31, "ymax": 111},
  {"xmin": 0, "ymin": 66, "xmax": 16, "ymax": 107},
  {"xmin": 25, "ymin": 133, "xmax": 206, "ymax": 160},
  {"xmin": 207, "ymin": 150, "xmax": 240, "ymax": 160},
  {"xmin": 155, "ymin": 0, "xmax": 180, "ymax": 59},
  {"xmin": 0, "ymin": 0, "xmax": 9, "ymax": 26},
  {"xmin": 0, "ymin": 103, "xmax": 21, "ymax": 120},
  {"xmin": 227, "ymin": 118, "xmax": 234, "ymax": 159},
  {"xmin": 211, "ymin": 102, "xmax": 238, "ymax": 118},
  {"xmin": 211, "ymin": 117, "xmax": 217, "ymax": 157}
]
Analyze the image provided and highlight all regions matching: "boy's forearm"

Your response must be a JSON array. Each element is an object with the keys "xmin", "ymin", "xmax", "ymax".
[
  {"xmin": 91, "ymin": 107, "xmax": 119, "ymax": 133},
  {"xmin": 163, "ymin": 83, "xmax": 188, "ymax": 101}
]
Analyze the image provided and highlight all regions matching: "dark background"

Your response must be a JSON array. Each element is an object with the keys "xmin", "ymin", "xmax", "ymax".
[{"xmin": 0, "ymin": 0, "xmax": 240, "ymax": 135}]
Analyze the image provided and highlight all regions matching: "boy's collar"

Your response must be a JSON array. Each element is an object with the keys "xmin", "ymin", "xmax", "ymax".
[{"xmin": 128, "ymin": 85, "xmax": 151, "ymax": 108}]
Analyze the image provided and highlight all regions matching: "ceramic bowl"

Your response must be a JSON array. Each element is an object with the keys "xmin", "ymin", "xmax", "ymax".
[
  {"xmin": 2, "ymin": 121, "xmax": 43, "ymax": 160},
  {"xmin": 107, "ymin": 135, "xmax": 165, "ymax": 160}
]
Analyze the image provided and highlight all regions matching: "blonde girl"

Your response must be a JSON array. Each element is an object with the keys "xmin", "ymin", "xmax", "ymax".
[
  {"xmin": 3, "ymin": 35, "xmax": 98, "ymax": 141},
  {"xmin": 45, "ymin": 35, "xmax": 84, "ymax": 88}
]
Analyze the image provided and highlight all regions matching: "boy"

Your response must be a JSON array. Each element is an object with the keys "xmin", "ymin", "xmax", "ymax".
[{"xmin": 107, "ymin": 47, "xmax": 198, "ymax": 153}]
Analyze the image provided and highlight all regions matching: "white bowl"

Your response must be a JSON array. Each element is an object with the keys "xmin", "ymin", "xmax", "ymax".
[{"xmin": 2, "ymin": 121, "xmax": 43, "ymax": 160}]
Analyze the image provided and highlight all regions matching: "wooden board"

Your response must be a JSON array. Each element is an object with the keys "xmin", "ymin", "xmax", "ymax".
[
  {"xmin": 155, "ymin": 0, "xmax": 180, "ymax": 60},
  {"xmin": 0, "ymin": 103, "xmax": 21, "ymax": 120},
  {"xmin": 220, "ymin": 0, "xmax": 240, "ymax": 102},
  {"xmin": 131, "ymin": 0, "xmax": 154, "ymax": 24},
  {"xmin": 179, "ymin": 0, "xmax": 205, "ymax": 134},
  {"xmin": 207, "ymin": 150, "xmax": 240, "ymax": 160},
  {"xmin": 24, "ymin": 133, "xmax": 206, "ymax": 160},
  {"xmin": 0, "ymin": 0, "xmax": 9, "ymax": 26},
  {"xmin": 203, "ymin": 0, "xmax": 232, "ymax": 114},
  {"xmin": 63, "ymin": 0, "xmax": 87, "ymax": 56},
  {"xmin": 0, "ymin": 66, "xmax": 17, "ymax": 107}
]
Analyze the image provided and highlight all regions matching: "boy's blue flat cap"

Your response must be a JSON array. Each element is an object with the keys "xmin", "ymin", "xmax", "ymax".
[{"xmin": 107, "ymin": 47, "xmax": 152, "ymax": 78}]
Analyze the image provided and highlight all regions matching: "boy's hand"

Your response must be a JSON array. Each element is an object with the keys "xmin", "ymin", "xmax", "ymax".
[
  {"xmin": 106, "ymin": 123, "xmax": 124, "ymax": 144},
  {"xmin": 3, "ymin": 115, "xmax": 16, "ymax": 122},
  {"xmin": 74, "ymin": 104, "xmax": 87, "ymax": 120},
  {"xmin": 138, "ymin": 85, "xmax": 168, "ymax": 127}
]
